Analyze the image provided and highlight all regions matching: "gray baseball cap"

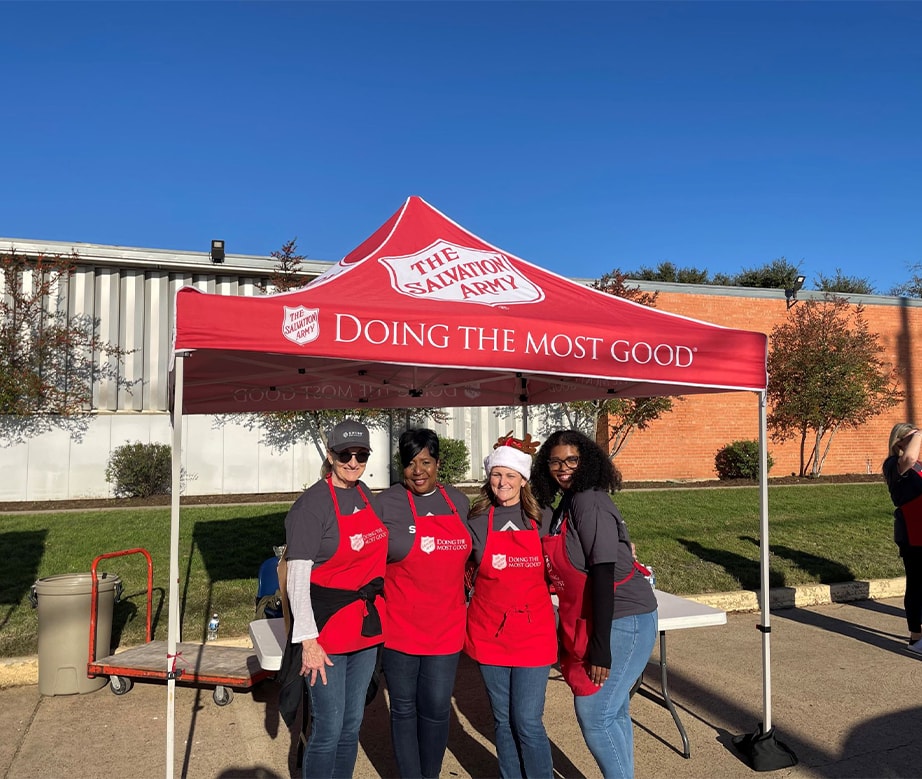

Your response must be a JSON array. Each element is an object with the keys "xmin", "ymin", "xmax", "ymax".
[{"xmin": 327, "ymin": 420, "xmax": 372, "ymax": 453}]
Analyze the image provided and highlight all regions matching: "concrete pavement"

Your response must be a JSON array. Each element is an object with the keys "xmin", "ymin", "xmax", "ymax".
[{"xmin": 4, "ymin": 584, "xmax": 922, "ymax": 778}]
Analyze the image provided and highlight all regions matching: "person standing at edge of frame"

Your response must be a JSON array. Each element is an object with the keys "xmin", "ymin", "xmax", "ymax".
[
  {"xmin": 464, "ymin": 433, "xmax": 557, "ymax": 779},
  {"xmin": 532, "ymin": 429, "xmax": 657, "ymax": 779},
  {"xmin": 283, "ymin": 420, "xmax": 387, "ymax": 779},
  {"xmin": 883, "ymin": 422, "xmax": 922, "ymax": 653},
  {"xmin": 376, "ymin": 428, "xmax": 472, "ymax": 779}
]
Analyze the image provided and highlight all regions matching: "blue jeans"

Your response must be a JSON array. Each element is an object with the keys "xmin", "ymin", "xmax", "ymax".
[
  {"xmin": 478, "ymin": 663, "xmax": 553, "ymax": 778},
  {"xmin": 574, "ymin": 611, "xmax": 657, "ymax": 779},
  {"xmin": 303, "ymin": 645, "xmax": 378, "ymax": 779},
  {"xmin": 381, "ymin": 648, "xmax": 461, "ymax": 779}
]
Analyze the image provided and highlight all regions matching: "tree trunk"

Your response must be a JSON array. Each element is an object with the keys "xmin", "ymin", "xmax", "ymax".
[
  {"xmin": 611, "ymin": 428, "xmax": 635, "ymax": 459},
  {"xmin": 810, "ymin": 427, "xmax": 825, "ymax": 477},
  {"xmin": 594, "ymin": 411, "xmax": 609, "ymax": 453},
  {"xmin": 815, "ymin": 424, "xmax": 839, "ymax": 476},
  {"xmin": 798, "ymin": 428, "xmax": 808, "ymax": 477}
]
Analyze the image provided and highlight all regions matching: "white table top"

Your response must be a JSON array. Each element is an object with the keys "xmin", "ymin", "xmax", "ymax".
[
  {"xmin": 654, "ymin": 590, "xmax": 727, "ymax": 631},
  {"xmin": 248, "ymin": 591, "xmax": 726, "ymax": 672},
  {"xmin": 249, "ymin": 617, "xmax": 287, "ymax": 671}
]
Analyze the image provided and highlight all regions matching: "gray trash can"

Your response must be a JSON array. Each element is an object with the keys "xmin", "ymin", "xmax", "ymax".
[{"xmin": 31, "ymin": 572, "xmax": 121, "ymax": 696}]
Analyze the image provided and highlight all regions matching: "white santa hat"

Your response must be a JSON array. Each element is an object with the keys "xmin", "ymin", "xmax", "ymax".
[{"xmin": 484, "ymin": 445, "xmax": 533, "ymax": 480}]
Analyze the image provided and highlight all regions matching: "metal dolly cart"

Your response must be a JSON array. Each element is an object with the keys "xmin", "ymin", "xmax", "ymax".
[{"xmin": 86, "ymin": 548, "xmax": 273, "ymax": 706}]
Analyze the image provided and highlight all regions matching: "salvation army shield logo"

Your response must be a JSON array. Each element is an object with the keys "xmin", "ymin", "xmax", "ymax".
[
  {"xmin": 492, "ymin": 553, "xmax": 507, "ymax": 571},
  {"xmin": 420, "ymin": 536, "xmax": 435, "ymax": 555},
  {"xmin": 350, "ymin": 533, "xmax": 365, "ymax": 552},
  {"xmin": 378, "ymin": 240, "xmax": 544, "ymax": 307},
  {"xmin": 281, "ymin": 306, "xmax": 319, "ymax": 346}
]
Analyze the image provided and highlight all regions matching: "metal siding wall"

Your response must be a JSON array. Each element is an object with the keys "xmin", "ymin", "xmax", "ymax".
[
  {"xmin": 240, "ymin": 279, "xmax": 262, "ymax": 296},
  {"xmin": 215, "ymin": 275, "xmax": 239, "ymax": 296},
  {"xmin": 94, "ymin": 269, "xmax": 120, "ymax": 410},
  {"xmin": 49, "ymin": 264, "xmax": 274, "ymax": 412},
  {"xmin": 0, "ymin": 249, "xmax": 310, "ymax": 500},
  {"xmin": 119, "ymin": 270, "xmax": 146, "ymax": 410},
  {"xmin": 433, "ymin": 405, "xmax": 534, "ymax": 483},
  {"xmin": 68, "ymin": 268, "xmax": 96, "ymax": 410},
  {"xmin": 145, "ymin": 272, "xmax": 171, "ymax": 410}
]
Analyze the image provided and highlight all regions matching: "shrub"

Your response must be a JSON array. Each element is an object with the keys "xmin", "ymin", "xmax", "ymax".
[
  {"xmin": 391, "ymin": 436, "xmax": 471, "ymax": 485},
  {"xmin": 437, "ymin": 437, "xmax": 470, "ymax": 484},
  {"xmin": 105, "ymin": 441, "xmax": 172, "ymax": 497},
  {"xmin": 714, "ymin": 440, "xmax": 774, "ymax": 480}
]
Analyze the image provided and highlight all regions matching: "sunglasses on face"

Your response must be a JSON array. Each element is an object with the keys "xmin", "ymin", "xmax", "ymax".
[
  {"xmin": 334, "ymin": 450, "xmax": 370, "ymax": 464},
  {"xmin": 548, "ymin": 456, "xmax": 580, "ymax": 469}
]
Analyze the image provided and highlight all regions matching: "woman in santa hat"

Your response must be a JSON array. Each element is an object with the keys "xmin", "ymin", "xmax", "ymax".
[{"xmin": 464, "ymin": 434, "xmax": 557, "ymax": 779}]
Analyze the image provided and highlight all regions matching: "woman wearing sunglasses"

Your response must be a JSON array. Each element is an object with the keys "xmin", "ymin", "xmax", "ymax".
[
  {"xmin": 464, "ymin": 434, "xmax": 557, "ymax": 778},
  {"xmin": 284, "ymin": 419, "xmax": 387, "ymax": 779},
  {"xmin": 532, "ymin": 429, "xmax": 657, "ymax": 779},
  {"xmin": 376, "ymin": 428, "xmax": 472, "ymax": 778}
]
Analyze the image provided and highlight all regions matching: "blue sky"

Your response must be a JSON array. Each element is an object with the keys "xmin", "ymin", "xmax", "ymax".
[{"xmin": 2, "ymin": 1, "xmax": 920, "ymax": 294}]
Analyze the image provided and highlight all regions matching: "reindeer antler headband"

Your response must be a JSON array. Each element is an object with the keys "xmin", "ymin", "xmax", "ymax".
[
  {"xmin": 493, "ymin": 431, "xmax": 540, "ymax": 455},
  {"xmin": 485, "ymin": 431, "xmax": 540, "ymax": 479}
]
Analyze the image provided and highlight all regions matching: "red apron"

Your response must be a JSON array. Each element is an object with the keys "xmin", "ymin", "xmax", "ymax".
[
  {"xmin": 542, "ymin": 517, "xmax": 648, "ymax": 696},
  {"xmin": 464, "ymin": 508, "xmax": 557, "ymax": 666},
  {"xmin": 312, "ymin": 478, "xmax": 388, "ymax": 655},
  {"xmin": 384, "ymin": 486, "xmax": 472, "ymax": 654}
]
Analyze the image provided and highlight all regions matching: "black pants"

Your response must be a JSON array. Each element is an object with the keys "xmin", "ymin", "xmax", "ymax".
[{"xmin": 901, "ymin": 545, "xmax": 922, "ymax": 633}]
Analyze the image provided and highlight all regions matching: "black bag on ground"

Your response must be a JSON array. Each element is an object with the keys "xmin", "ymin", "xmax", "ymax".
[{"xmin": 732, "ymin": 723, "xmax": 798, "ymax": 771}]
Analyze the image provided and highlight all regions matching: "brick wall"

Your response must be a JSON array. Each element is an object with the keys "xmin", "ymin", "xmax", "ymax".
[{"xmin": 611, "ymin": 288, "xmax": 922, "ymax": 481}]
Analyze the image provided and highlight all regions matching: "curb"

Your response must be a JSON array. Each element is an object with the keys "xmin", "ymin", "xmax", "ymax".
[
  {"xmin": 1, "ymin": 578, "xmax": 906, "ymax": 691},
  {"xmin": 686, "ymin": 576, "xmax": 905, "ymax": 612}
]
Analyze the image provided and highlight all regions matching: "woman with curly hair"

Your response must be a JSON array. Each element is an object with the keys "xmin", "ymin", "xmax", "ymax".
[
  {"xmin": 532, "ymin": 429, "xmax": 657, "ymax": 779},
  {"xmin": 465, "ymin": 434, "xmax": 557, "ymax": 778}
]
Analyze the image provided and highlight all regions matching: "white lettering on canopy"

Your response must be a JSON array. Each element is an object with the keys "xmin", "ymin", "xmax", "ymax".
[
  {"xmin": 335, "ymin": 314, "xmax": 451, "ymax": 348},
  {"xmin": 378, "ymin": 240, "xmax": 544, "ymax": 306},
  {"xmin": 330, "ymin": 314, "xmax": 697, "ymax": 369}
]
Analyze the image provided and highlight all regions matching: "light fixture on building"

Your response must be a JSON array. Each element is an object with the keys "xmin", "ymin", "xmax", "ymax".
[
  {"xmin": 785, "ymin": 274, "xmax": 806, "ymax": 309},
  {"xmin": 210, "ymin": 239, "xmax": 225, "ymax": 264}
]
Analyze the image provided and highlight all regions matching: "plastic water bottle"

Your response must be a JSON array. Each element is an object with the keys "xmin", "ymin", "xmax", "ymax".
[{"xmin": 207, "ymin": 613, "xmax": 220, "ymax": 641}]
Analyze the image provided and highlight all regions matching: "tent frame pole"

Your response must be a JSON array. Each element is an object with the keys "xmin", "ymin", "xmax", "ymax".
[
  {"xmin": 166, "ymin": 352, "xmax": 186, "ymax": 779},
  {"xmin": 757, "ymin": 389, "xmax": 772, "ymax": 731}
]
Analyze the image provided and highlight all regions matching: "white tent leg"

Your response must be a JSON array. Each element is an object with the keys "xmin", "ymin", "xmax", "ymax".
[
  {"xmin": 758, "ymin": 390, "xmax": 772, "ymax": 731},
  {"xmin": 166, "ymin": 353, "xmax": 185, "ymax": 779},
  {"xmin": 732, "ymin": 391, "xmax": 796, "ymax": 769}
]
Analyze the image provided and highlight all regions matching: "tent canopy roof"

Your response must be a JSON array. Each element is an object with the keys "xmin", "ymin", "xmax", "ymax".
[{"xmin": 170, "ymin": 196, "xmax": 767, "ymax": 414}]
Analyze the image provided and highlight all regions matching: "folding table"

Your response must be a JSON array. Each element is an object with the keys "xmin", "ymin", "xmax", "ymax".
[{"xmin": 646, "ymin": 589, "xmax": 727, "ymax": 757}]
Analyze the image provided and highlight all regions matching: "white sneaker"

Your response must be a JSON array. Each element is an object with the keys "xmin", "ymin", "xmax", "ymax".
[{"xmin": 907, "ymin": 638, "xmax": 922, "ymax": 654}]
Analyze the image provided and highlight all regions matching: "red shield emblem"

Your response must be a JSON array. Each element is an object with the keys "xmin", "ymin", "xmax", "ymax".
[
  {"xmin": 350, "ymin": 533, "xmax": 365, "ymax": 552},
  {"xmin": 282, "ymin": 306, "xmax": 319, "ymax": 346},
  {"xmin": 492, "ymin": 553, "xmax": 507, "ymax": 571}
]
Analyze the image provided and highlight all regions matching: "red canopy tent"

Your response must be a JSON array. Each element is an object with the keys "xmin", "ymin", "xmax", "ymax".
[
  {"xmin": 166, "ymin": 197, "xmax": 779, "ymax": 775},
  {"xmin": 172, "ymin": 196, "xmax": 766, "ymax": 412}
]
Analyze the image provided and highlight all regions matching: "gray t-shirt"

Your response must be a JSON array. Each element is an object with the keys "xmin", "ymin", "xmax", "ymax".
[
  {"xmin": 560, "ymin": 488, "xmax": 657, "ymax": 619},
  {"xmin": 284, "ymin": 478, "xmax": 379, "ymax": 566},
  {"xmin": 377, "ymin": 483, "xmax": 471, "ymax": 562}
]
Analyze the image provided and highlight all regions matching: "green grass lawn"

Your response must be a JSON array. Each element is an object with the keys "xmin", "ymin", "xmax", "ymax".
[
  {"xmin": 1, "ymin": 503, "xmax": 289, "ymax": 659},
  {"xmin": 0, "ymin": 482, "xmax": 903, "ymax": 659},
  {"xmin": 619, "ymin": 483, "xmax": 901, "ymax": 594}
]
